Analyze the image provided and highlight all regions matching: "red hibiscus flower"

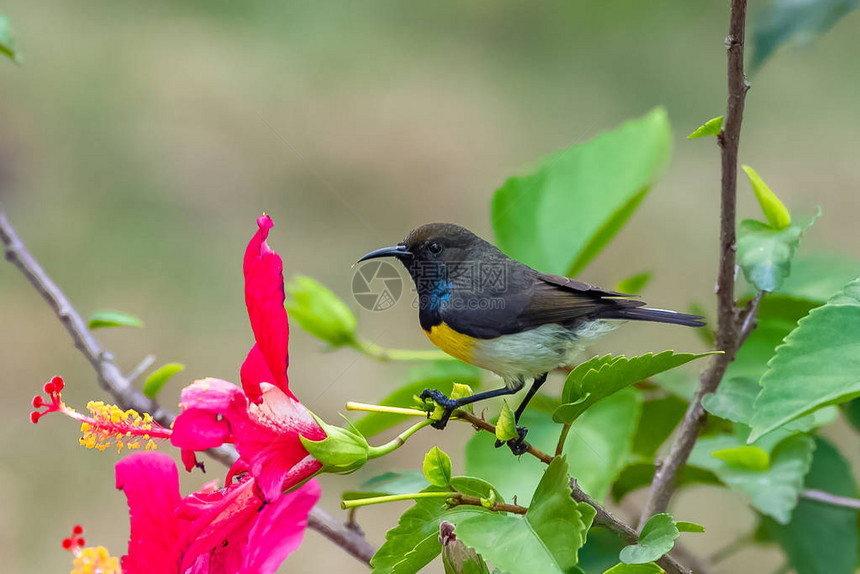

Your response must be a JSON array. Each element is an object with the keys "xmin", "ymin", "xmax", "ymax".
[
  {"xmin": 171, "ymin": 215, "xmax": 327, "ymax": 501},
  {"xmin": 116, "ymin": 451, "xmax": 320, "ymax": 574}
]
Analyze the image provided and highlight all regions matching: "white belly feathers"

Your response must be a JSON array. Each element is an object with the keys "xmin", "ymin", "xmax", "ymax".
[{"xmin": 469, "ymin": 320, "xmax": 617, "ymax": 387}]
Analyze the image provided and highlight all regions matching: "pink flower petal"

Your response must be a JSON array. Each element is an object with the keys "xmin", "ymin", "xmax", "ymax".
[
  {"xmin": 181, "ymin": 449, "xmax": 201, "ymax": 473},
  {"xmin": 172, "ymin": 409, "xmax": 232, "ymax": 452},
  {"xmin": 243, "ymin": 214, "xmax": 291, "ymax": 397},
  {"xmin": 241, "ymin": 344, "xmax": 296, "ymax": 404},
  {"xmin": 115, "ymin": 452, "xmax": 183, "ymax": 574},
  {"xmin": 177, "ymin": 478, "xmax": 261, "ymax": 572},
  {"xmin": 179, "ymin": 479, "xmax": 320, "ymax": 574},
  {"xmin": 171, "ymin": 378, "xmax": 248, "ymax": 452},
  {"xmin": 237, "ymin": 479, "xmax": 321, "ymax": 574},
  {"xmin": 231, "ymin": 384, "xmax": 325, "ymax": 501}
]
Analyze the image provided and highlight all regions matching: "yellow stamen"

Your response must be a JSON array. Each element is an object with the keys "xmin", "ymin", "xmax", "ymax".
[
  {"xmin": 72, "ymin": 545, "xmax": 121, "ymax": 574},
  {"xmin": 75, "ymin": 401, "xmax": 169, "ymax": 453}
]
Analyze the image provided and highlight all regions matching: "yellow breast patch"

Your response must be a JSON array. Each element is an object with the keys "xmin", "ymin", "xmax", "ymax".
[{"xmin": 423, "ymin": 323, "xmax": 476, "ymax": 364}]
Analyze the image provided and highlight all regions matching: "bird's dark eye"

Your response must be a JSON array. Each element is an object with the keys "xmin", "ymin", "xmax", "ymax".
[{"xmin": 428, "ymin": 241, "xmax": 442, "ymax": 254}]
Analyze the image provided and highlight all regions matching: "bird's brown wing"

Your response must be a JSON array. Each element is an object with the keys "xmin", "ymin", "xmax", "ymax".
[{"xmin": 512, "ymin": 272, "xmax": 644, "ymax": 330}]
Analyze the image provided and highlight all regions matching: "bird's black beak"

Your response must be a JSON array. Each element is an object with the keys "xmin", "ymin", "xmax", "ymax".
[{"xmin": 357, "ymin": 244, "xmax": 412, "ymax": 263}]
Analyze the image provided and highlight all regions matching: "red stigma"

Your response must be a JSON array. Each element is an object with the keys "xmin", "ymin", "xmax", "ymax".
[
  {"xmin": 31, "ymin": 376, "xmax": 66, "ymax": 423},
  {"xmin": 61, "ymin": 525, "xmax": 86, "ymax": 552}
]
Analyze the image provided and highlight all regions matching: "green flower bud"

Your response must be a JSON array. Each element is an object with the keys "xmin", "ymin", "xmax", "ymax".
[
  {"xmin": 286, "ymin": 275, "xmax": 358, "ymax": 347},
  {"xmin": 495, "ymin": 400, "xmax": 519, "ymax": 442},
  {"xmin": 300, "ymin": 413, "xmax": 369, "ymax": 475}
]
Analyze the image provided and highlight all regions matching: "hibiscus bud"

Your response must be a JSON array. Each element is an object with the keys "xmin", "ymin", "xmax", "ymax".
[
  {"xmin": 285, "ymin": 275, "xmax": 358, "ymax": 347},
  {"xmin": 300, "ymin": 414, "xmax": 369, "ymax": 475}
]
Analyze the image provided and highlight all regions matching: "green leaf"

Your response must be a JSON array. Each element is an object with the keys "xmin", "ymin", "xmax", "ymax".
[
  {"xmin": 690, "ymin": 433, "xmax": 815, "ymax": 523},
  {"xmin": 777, "ymin": 253, "xmax": 860, "ymax": 302},
  {"xmin": 567, "ymin": 186, "xmax": 649, "ymax": 276},
  {"xmin": 465, "ymin": 410, "xmax": 558, "ymax": 505},
  {"xmin": 467, "ymin": 391, "xmax": 640, "ymax": 504},
  {"xmin": 563, "ymin": 389, "xmax": 641, "ymax": 502},
  {"xmin": 631, "ymin": 395, "xmax": 687, "ymax": 458},
  {"xmin": 371, "ymin": 477, "xmax": 500, "ymax": 574},
  {"xmin": 440, "ymin": 522, "xmax": 491, "ymax": 574},
  {"xmin": 752, "ymin": 0, "xmax": 860, "ymax": 70},
  {"xmin": 142, "ymin": 363, "xmax": 184, "ymax": 399},
  {"xmin": 750, "ymin": 279, "xmax": 860, "ymax": 442},
  {"xmin": 611, "ymin": 461, "xmax": 720, "ymax": 503},
  {"xmin": 579, "ymin": 528, "xmax": 628, "ymax": 574},
  {"xmin": 492, "ymin": 107, "xmax": 671, "ymax": 275},
  {"xmin": 553, "ymin": 351, "xmax": 713, "ymax": 424},
  {"xmin": 495, "ymin": 401, "xmax": 519, "ymax": 442},
  {"xmin": 604, "ymin": 564, "xmax": 664, "ymax": 574},
  {"xmin": 423, "ymin": 447, "xmax": 453, "ymax": 488},
  {"xmin": 675, "ymin": 522, "xmax": 705, "ymax": 533},
  {"xmin": 712, "ymin": 446, "xmax": 770, "ymax": 471},
  {"xmin": 342, "ymin": 470, "xmax": 430, "ymax": 501},
  {"xmin": 450, "ymin": 383, "xmax": 474, "ymax": 401},
  {"xmin": 702, "ymin": 377, "xmax": 759, "ymax": 424},
  {"xmin": 616, "ymin": 271, "xmax": 652, "ymax": 295},
  {"xmin": 703, "ymin": 376, "xmax": 837, "ymax": 435},
  {"xmin": 737, "ymin": 217, "xmax": 811, "ymax": 294},
  {"xmin": 763, "ymin": 437, "xmax": 859, "ymax": 574},
  {"xmin": 353, "ymin": 361, "xmax": 481, "ymax": 437},
  {"xmin": 619, "ymin": 514, "xmax": 679, "ymax": 564},
  {"xmin": 725, "ymin": 296, "xmax": 818, "ymax": 381},
  {"xmin": 687, "ymin": 116, "xmax": 723, "ymax": 139},
  {"xmin": 840, "ymin": 398, "xmax": 860, "ymax": 433},
  {"xmin": 0, "ymin": 14, "xmax": 18, "ymax": 63},
  {"xmin": 286, "ymin": 275, "xmax": 357, "ymax": 347},
  {"xmin": 88, "ymin": 310, "xmax": 143, "ymax": 329},
  {"xmin": 742, "ymin": 166, "xmax": 791, "ymax": 230},
  {"xmin": 454, "ymin": 457, "xmax": 596, "ymax": 574}
]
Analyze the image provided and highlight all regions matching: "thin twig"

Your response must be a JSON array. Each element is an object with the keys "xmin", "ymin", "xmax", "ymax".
[
  {"xmin": 457, "ymin": 411, "xmax": 553, "ymax": 464},
  {"xmin": 454, "ymin": 495, "xmax": 528, "ymax": 515},
  {"xmin": 0, "ymin": 211, "xmax": 376, "ymax": 565},
  {"xmin": 800, "ymin": 489, "xmax": 860, "ymax": 510},
  {"xmin": 639, "ymin": 0, "xmax": 752, "ymax": 527},
  {"xmin": 621, "ymin": 497, "xmax": 710, "ymax": 574},
  {"xmin": 454, "ymin": 411, "xmax": 691, "ymax": 574},
  {"xmin": 126, "ymin": 354, "xmax": 156, "ymax": 383},
  {"xmin": 707, "ymin": 532, "xmax": 753, "ymax": 565},
  {"xmin": 555, "ymin": 423, "xmax": 571, "ymax": 457}
]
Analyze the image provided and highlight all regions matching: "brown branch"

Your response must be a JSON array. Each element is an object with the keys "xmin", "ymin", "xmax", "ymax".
[
  {"xmin": 800, "ymin": 489, "xmax": 860, "ymax": 510},
  {"xmin": 455, "ymin": 411, "xmax": 691, "ymax": 574},
  {"xmin": 638, "ymin": 0, "xmax": 752, "ymax": 528},
  {"xmin": 454, "ymin": 495, "xmax": 528, "ymax": 515},
  {"xmin": 457, "ymin": 410, "xmax": 553, "ymax": 464},
  {"xmin": 0, "ymin": 211, "xmax": 376, "ymax": 565}
]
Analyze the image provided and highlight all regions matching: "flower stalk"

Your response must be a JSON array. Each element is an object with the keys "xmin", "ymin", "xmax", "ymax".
[
  {"xmin": 341, "ymin": 491, "xmax": 453, "ymax": 510},
  {"xmin": 367, "ymin": 419, "xmax": 433, "ymax": 459}
]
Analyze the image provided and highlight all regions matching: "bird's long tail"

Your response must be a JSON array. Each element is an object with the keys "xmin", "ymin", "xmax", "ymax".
[{"xmin": 601, "ymin": 306, "xmax": 706, "ymax": 328}]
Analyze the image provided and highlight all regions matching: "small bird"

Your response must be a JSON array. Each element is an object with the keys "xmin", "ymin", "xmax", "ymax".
[{"xmin": 358, "ymin": 223, "xmax": 703, "ymax": 454}]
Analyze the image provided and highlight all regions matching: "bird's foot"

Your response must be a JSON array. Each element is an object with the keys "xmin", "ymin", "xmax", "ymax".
[
  {"xmin": 495, "ymin": 425, "xmax": 529, "ymax": 456},
  {"xmin": 420, "ymin": 389, "xmax": 457, "ymax": 430}
]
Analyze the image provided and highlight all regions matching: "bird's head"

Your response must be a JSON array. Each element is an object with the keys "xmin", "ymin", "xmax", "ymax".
[{"xmin": 357, "ymin": 223, "xmax": 500, "ymax": 287}]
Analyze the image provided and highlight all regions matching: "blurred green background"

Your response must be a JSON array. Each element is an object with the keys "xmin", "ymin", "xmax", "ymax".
[{"xmin": 1, "ymin": 1, "xmax": 858, "ymax": 572}]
